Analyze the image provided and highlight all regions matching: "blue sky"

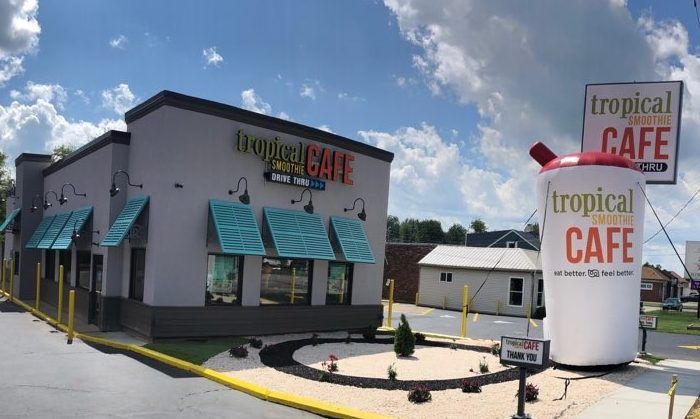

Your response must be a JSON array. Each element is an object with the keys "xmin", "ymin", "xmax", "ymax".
[{"xmin": 2, "ymin": 0, "xmax": 700, "ymax": 274}]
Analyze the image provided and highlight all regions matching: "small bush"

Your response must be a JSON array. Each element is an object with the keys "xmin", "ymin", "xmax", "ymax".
[
  {"xmin": 479, "ymin": 357, "xmax": 489, "ymax": 373},
  {"xmin": 394, "ymin": 314, "xmax": 416, "ymax": 357},
  {"xmin": 229, "ymin": 345, "xmax": 248, "ymax": 358},
  {"xmin": 248, "ymin": 337, "xmax": 263, "ymax": 349},
  {"xmin": 362, "ymin": 326, "xmax": 377, "ymax": 341},
  {"xmin": 532, "ymin": 306, "xmax": 546, "ymax": 320},
  {"xmin": 460, "ymin": 379, "xmax": 482, "ymax": 393},
  {"xmin": 490, "ymin": 343, "xmax": 500, "ymax": 356},
  {"xmin": 408, "ymin": 385, "xmax": 432, "ymax": 403},
  {"xmin": 516, "ymin": 383, "xmax": 539, "ymax": 402},
  {"xmin": 318, "ymin": 371, "xmax": 330, "ymax": 382},
  {"xmin": 387, "ymin": 363, "xmax": 397, "ymax": 381},
  {"xmin": 311, "ymin": 333, "xmax": 319, "ymax": 346},
  {"xmin": 449, "ymin": 339, "xmax": 457, "ymax": 350},
  {"xmin": 414, "ymin": 332, "xmax": 426, "ymax": 343},
  {"xmin": 322, "ymin": 354, "xmax": 339, "ymax": 373}
]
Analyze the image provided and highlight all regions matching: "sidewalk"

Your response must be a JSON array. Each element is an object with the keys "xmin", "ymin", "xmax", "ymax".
[{"xmin": 577, "ymin": 359, "xmax": 700, "ymax": 418}]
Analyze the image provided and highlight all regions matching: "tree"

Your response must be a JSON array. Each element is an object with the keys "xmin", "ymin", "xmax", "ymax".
[
  {"xmin": 386, "ymin": 215, "xmax": 401, "ymax": 242},
  {"xmin": 525, "ymin": 223, "xmax": 539, "ymax": 237},
  {"xmin": 416, "ymin": 219, "xmax": 444, "ymax": 243},
  {"xmin": 394, "ymin": 314, "xmax": 415, "ymax": 357},
  {"xmin": 445, "ymin": 223, "xmax": 467, "ymax": 245},
  {"xmin": 470, "ymin": 218, "xmax": 487, "ymax": 233},
  {"xmin": 399, "ymin": 218, "xmax": 420, "ymax": 243},
  {"xmin": 0, "ymin": 152, "xmax": 14, "ymax": 244},
  {"xmin": 52, "ymin": 145, "xmax": 76, "ymax": 162}
]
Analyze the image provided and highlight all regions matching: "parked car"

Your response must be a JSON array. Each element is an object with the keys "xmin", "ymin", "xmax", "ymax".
[
  {"xmin": 662, "ymin": 297, "xmax": 683, "ymax": 311},
  {"xmin": 680, "ymin": 292, "xmax": 698, "ymax": 303}
]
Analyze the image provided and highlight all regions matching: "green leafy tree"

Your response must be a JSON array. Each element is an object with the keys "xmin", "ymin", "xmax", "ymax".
[
  {"xmin": 0, "ymin": 152, "xmax": 14, "ymax": 244},
  {"xmin": 470, "ymin": 218, "xmax": 487, "ymax": 233},
  {"xmin": 394, "ymin": 314, "xmax": 415, "ymax": 357},
  {"xmin": 416, "ymin": 219, "xmax": 444, "ymax": 244},
  {"xmin": 445, "ymin": 224, "xmax": 467, "ymax": 245},
  {"xmin": 525, "ymin": 223, "xmax": 539, "ymax": 237},
  {"xmin": 52, "ymin": 145, "xmax": 76, "ymax": 162},
  {"xmin": 399, "ymin": 218, "xmax": 420, "ymax": 243},
  {"xmin": 386, "ymin": 215, "xmax": 401, "ymax": 242}
]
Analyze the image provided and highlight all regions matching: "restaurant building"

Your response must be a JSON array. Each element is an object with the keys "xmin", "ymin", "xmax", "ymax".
[{"xmin": 2, "ymin": 91, "xmax": 393, "ymax": 339}]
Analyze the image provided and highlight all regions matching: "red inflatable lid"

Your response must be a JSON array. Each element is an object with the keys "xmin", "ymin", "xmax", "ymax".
[{"xmin": 529, "ymin": 141, "xmax": 640, "ymax": 174}]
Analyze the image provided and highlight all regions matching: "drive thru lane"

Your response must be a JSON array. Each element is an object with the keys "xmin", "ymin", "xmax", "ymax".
[{"xmin": 0, "ymin": 299, "xmax": 316, "ymax": 419}]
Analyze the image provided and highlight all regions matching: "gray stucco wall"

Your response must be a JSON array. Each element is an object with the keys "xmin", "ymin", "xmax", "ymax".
[
  {"xmin": 418, "ymin": 266, "xmax": 542, "ymax": 317},
  {"xmin": 124, "ymin": 105, "xmax": 391, "ymax": 307}
]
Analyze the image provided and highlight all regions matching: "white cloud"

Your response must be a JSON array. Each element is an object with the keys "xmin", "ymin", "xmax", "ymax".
[
  {"xmin": 337, "ymin": 92, "xmax": 365, "ymax": 102},
  {"xmin": 300, "ymin": 84, "xmax": 316, "ymax": 100},
  {"xmin": 0, "ymin": 56, "xmax": 24, "ymax": 87},
  {"xmin": 278, "ymin": 111, "xmax": 291, "ymax": 120},
  {"xmin": 0, "ymin": 0, "xmax": 40, "ymax": 59},
  {"xmin": 10, "ymin": 81, "xmax": 67, "ymax": 107},
  {"xmin": 203, "ymin": 46, "xmax": 223, "ymax": 68},
  {"xmin": 109, "ymin": 35, "xmax": 128, "ymax": 49},
  {"xmin": 394, "ymin": 75, "xmax": 416, "ymax": 88},
  {"xmin": 74, "ymin": 89, "xmax": 90, "ymax": 104},
  {"xmin": 382, "ymin": 0, "xmax": 700, "ymax": 272},
  {"xmin": 0, "ymin": 86, "xmax": 125, "ymax": 162},
  {"xmin": 240, "ymin": 88, "xmax": 271, "ymax": 115},
  {"xmin": 101, "ymin": 83, "xmax": 137, "ymax": 115},
  {"xmin": 318, "ymin": 124, "xmax": 333, "ymax": 133}
]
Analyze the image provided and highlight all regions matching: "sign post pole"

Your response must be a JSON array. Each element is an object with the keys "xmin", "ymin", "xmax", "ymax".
[
  {"xmin": 516, "ymin": 367, "xmax": 527, "ymax": 419},
  {"xmin": 500, "ymin": 336, "xmax": 550, "ymax": 419}
]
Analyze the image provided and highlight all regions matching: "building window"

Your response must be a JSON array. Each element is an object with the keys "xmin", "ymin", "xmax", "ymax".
[
  {"xmin": 327, "ymin": 262, "xmax": 353, "ymax": 305},
  {"xmin": 76, "ymin": 251, "xmax": 91, "ymax": 290},
  {"xmin": 506, "ymin": 241, "xmax": 517, "ymax": 248},
  {"xmin": 439, "ymin": 272, "xmax": 453, "ymax": 283},
  {"xmin": 129, "ymin": 248, "xmax": 146, "ymax": 301},
  {"xmin": 260, "ymin": 257, "xmax": 312, "ymax": 305},
  {"xmin": 536, "ymin": 278, "xmax": 544, "ymax": 307},
  {"xmin": 45, "ymin": 250, "xmax": 56, "ymax": 281},
  {"xmin": 58, "ymin": 250, "xmax": 72, "ymax": 282},
  {"xmin": 13, "ymin": 251, "xmax": 19, "ymax": 275},
  {"xmin": 206, "ymin": 254, "xmax": 242, "ymax": 306},
  {"xmin": 509, "ymin": 277, "xmax": 524, "ymax": 306}
]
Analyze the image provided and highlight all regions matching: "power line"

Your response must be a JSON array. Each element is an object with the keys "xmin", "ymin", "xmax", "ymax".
[{"xmin": 644, "ymin": 185, "xmax": 700, "ymax": 244}]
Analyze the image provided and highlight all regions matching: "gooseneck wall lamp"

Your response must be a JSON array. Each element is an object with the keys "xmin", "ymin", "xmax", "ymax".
[
  {"xmin": 228, "ymin": 176, "xmax": 250, "ymax": 205},
  {"xmin": 29, "ymin": 194, "xmax": 41, "ymax": 213},
  {"xmin": 291, "ymin": 188, "xmax": 314, "ymax": 214},
  {"xmin": 59, "ymin": 183, "xmax": 87, "ymax": 205},
  {"xmin": 110, "ymin": 170, "xmax": 143, "ymax": 197},
  {"xmin": 70, "ymin": 218, "xmax": 100, "ymax": 246},
  {"xmin": 43, "ymin": 190, "xmax": 59, "ymax": 210},
  {"xmin": 344, "ymin": 197, "xmax": 367, "ymax": 221}
]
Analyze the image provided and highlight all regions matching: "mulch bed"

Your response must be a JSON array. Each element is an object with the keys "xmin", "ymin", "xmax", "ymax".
[{"xmin": 259, "ymin": 336, "xmax": 534, "ymax": 391}]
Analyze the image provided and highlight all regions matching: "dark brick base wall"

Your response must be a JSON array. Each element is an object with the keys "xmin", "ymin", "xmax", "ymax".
[
  {"xmin": 641, "ymin": 281, "xmax": 664, "ymax": 302},
  {"xmin": 383, "ymin": 243, "xmax": 436, "ymax": 303}
]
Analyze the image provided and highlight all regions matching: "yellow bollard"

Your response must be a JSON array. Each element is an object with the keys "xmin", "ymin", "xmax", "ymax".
[
  {"xmin": 9, "ymin": 257, "xmax": 14, "ymax": 302},
  {"xmin": 415, "ymin": 292, "xmax": 419, "ymax": 306},
  {"xmin": 461, "ymin": 285, "xmax": 469, "ymax": 337},
  {"xmin": 1, "ymin": 258, "xmax": 5, "ymax": 295},
  {"xmin": 35, "ymin": 262, "xmax": 41, "ymax": 311},
  {"xmin": 527, "ymin": 302, "xmax": 532, "ymax": 321},
  {"xmin": 668, "ymin": 374, "xmax": 678, "ymax": 419},
  {"xmin": 443, "ymin": 295, "xmax": 447, "ymax": 310},
  {"xmin": 386, "ymin": 279, "xmax": 394, "ymax": 328},
  {"xmin": 57, "ymin": 265, "xmax": 64, "ymax": 324},
  {"xmin": 290, "ymin": 268, "xmax": 296, "ymax": 304},
  {"xmin": 67, "ymin": 290, "xmax": 75, "ymax": 344},
  {"xmin": 496, "ymin": 299, "xmax": 501, "ymax": 316}
]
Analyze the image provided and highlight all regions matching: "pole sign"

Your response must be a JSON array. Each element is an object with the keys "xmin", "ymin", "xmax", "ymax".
[
  {"xmin": 684, "ymin": 241, "xmax": 700, "ymax": 281},
  {"xmin": 692, "ymin": 280, "xmax": 700, "ymax": 291},
  {"xmin": 581, "ymin": 81, "xmax": 683, "ymax": 184},
  {"xmin": 639, "ymin": 315, "xmax": 658, "ymax": 329},
  {"xmin": 500, "ymin": 336, "xmax": 550, "ymax": 370}
]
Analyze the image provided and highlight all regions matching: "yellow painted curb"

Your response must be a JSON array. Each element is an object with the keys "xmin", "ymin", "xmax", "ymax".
[{"xmin": 2, "ymin": 291, "xmax": 388, "ymax": 419}]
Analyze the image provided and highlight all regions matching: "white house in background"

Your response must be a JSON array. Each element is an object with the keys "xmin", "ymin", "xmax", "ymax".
[{"xmin": 417, "ymin": 246, "xmax": 542, "ymax": 317}]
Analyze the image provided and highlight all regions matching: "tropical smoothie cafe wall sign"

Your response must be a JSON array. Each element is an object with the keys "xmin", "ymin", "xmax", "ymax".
[
  {"xmin": 581, "ymin": 81, "xmax": 683, "ymax": 184},
  {"xmin": 235, "ymin": 129, "xmax": 356, "ymax": 190}
]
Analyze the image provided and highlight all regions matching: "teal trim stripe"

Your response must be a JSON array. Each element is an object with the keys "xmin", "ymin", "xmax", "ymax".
[
  {"xmin": 330, "ymin": 217, "xmax": 376, "ymax": 264},
  {"xmin": 26, "ymin": 216, "xmax": 56, "ymax": 249},
  {"xmin": 263, "ymin": 207, "xmax": 335, "ymax": 260},
  {"xmin": 100, "ymin": 196, "xmax": 149, "ymax": 247},
  {"xmin": 37, "ymin": 212, "xmax": 72, "ymax": 249},
  {"xmin": 0, "ymin": 208, "xmax": 20, "ymax": 231},
  {"xmin": 209, "ymin": 200, "xmax": 265, "ymax": 256},
  {"xmin": 51, "ymin": 206, "xmax": 93, "ymax": 250}
]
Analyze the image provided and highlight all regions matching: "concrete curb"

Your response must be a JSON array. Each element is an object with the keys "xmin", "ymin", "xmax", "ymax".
[{"xmin": 1, "ymin": 291, "xmax": 387, "ymax": 419}]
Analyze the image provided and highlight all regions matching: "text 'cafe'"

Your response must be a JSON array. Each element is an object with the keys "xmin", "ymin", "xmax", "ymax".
[{"xmin": 2, "ymin": 91, "xmax": 394, "ymax": 339}]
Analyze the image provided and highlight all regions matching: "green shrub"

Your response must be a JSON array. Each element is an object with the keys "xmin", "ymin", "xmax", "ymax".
[
  {"xmin": 407, "ymin": 385, "xmax": 431, "ymax": 403},
  {"xmin": 479, "ymin": 357, "xmax": 489, "ymax": 373},
  {"xmin": 460, "ymin": 379, "xmax": 482, "ymax": 393},
  {"xmin": 490, "ymin": 343, "xmax": 501, "ymax": 356},
  {"xmin": 228, "ymin": 345, "xmax": 248, "ymax": 358},
  {"xmin": 248, "ymin": 337, "xmax": 263, "ymax": 349},
  {"xmin": 516, "ymin": 383, "xmax": 539, "ymax": 402},
  {"xmin": 414, "ymin": 332, "xmax": 426, "ymax": 343},
  {"xmin": 387, "ymin": 363, "xmax": 397, "ymax": 381},
  {"xmin": 394, "ymin": 314, "xmax": 415, "ymax": 357}
]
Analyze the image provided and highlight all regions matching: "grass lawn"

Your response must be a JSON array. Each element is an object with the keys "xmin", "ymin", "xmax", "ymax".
[
  {"xmin": 144, "ymin": 336, "xmax": 248, "ymax": 365},
  {"xmin": 646, "ymin": 310, "xmax": 700, "ymax": 336}
]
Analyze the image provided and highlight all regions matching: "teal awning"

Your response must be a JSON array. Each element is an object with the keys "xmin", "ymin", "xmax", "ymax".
[
  {"xmin": 209, "ymin": 200, "xmax": 265, "ymax": 256},
  {"xmin": 51, "ymin": 206, "xmax": 93, "ymax": 250},
  {"xmin": 263, "ymin": 207, "xmax": 335, "ymax": 260},
  {"xmin": 0, "ymin": 208, "xmax": 20, "ymax": 231},
  {"xmin": 26, "ymin": 215, "xmax": 56, "ymax": 249},
  {"xmin": 330, "ymin": 216, "xmax": 376, "ymax": 264},
  {"xmin": 101, "ymin": 196, "xmax": 149, "ymax": 247},
  {"xmin": 37, "ymin": 212, "xmax": 72, "ymax": 249}
]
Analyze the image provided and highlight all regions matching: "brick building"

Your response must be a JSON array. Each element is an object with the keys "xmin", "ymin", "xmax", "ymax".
[
  {"xmin": 640, "ymin": 266, "xmax": 673, "ymax": 302},
  {"xmin": 382, "ymin": 243, "xmax": 436, "ymax": 302}
]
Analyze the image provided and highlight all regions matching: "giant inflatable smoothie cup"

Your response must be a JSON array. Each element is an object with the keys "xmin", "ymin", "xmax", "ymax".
[{"xmin": 530, "ymin": 142, "xmax": 645, "ymax": 367}]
